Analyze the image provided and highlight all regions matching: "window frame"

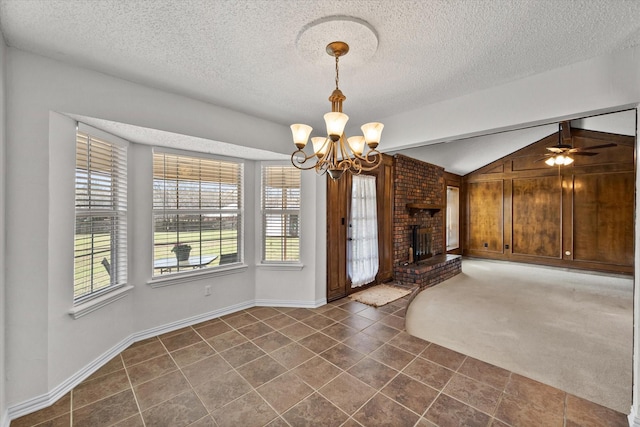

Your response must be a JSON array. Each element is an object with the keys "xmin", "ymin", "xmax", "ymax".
[
  {"xmin": 260, "ymin": 162, "xmax": 302, "ymax": 265},
  {"xmin": 73, "ymin": 125, "xmax": 128, "ymax": 305},
  {"xmin": 151, "ymin": 149, "xmax": 245, "ymax": 281}
]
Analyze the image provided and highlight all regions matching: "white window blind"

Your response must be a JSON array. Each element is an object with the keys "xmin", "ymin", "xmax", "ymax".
[
  {"xmin": 74, "ymin": 130, "xmax": 127, "ymax": 302},
  {"xmin": 261, "ymin": 165, "xmax": 301, "ymax": 262},
  {"xmin": 153, "ymin": 152, "xmax": 243, "ymax": 276}
]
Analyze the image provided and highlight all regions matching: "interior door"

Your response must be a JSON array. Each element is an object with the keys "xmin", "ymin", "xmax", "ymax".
[{"xmin": 326, "ymin": 154, "xmax": 394, "ymax": 301}]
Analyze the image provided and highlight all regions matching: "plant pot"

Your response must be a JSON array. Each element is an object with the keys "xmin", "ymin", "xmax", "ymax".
[{"xmin": 173, "ymin": 246, "xmax": 191, "ymax": 262}]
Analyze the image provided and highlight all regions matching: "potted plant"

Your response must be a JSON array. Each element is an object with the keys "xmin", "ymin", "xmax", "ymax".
[{"xmin": 171, "ymin": 243, "xmax": 192, "ymax": 262}]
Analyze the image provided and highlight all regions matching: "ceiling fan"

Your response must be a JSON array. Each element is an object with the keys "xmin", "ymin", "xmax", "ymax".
[{"xmin": 539, "ymin": 121, "xmax": 617, "ymax": 166}]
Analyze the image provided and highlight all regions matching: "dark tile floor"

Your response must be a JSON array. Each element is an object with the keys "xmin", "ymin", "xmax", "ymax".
[{"xmin": 10, "ymin": 296, "xmax": 628, "ymax": 427}]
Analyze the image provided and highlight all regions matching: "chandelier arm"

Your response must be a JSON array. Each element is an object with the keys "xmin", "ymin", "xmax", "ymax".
[
  {"xmin": 356, "ymin": 150, "xmax": 383, "ymax": 171},
  {"xmin": 364, "ymin": 148, "xmax": 382, "ymax": 162},
  {"xmin": 291, "ymin": 150, "xmax": 323, "ymax": 171},
  {"xmin": 349, "ymin": 147, "xmax": 382, "ymax": 166},
  {"xmin": 338, "ymin": 135, "xmax": 350, "ymax": 162},
  {"xmin": 291, "ymin": 145, "xmax": 339, "ymax": 171},
  {"xmin": 324, "ymin": 138, "xmax": 338, "ymax": 170},
  {"xmin": 345, "ymin": 157, "xmax": 363, "ymax": 174},
  {"xmin": 315, "ymin": 160, "xmax": 330, "ymax": 175}
]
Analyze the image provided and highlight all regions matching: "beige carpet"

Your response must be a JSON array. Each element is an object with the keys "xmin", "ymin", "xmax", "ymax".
[
  {"xmin": 405, "ymin": 258, "xmax": 633, "ymax": 413},
  {"xmin": 349, "ymin": 283, "xmax": 412, "ymax": 307}
]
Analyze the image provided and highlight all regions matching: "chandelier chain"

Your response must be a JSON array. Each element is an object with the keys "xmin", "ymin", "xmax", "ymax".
[{"xmin": 335, "ymin": 55, "xmax": 340, "ymax": 90}]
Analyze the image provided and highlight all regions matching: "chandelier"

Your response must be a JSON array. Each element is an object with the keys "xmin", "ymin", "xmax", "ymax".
[{"xmin": 290, "ymin": 41, "xmax": 384, "ymax": 180}]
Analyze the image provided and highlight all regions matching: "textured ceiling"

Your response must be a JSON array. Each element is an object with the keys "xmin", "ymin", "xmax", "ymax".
[{"xmin": 1, "ymin": 0, "xmax": 639, "ymax": 173}]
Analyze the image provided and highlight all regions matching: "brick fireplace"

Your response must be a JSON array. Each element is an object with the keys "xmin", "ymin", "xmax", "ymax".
[
  {"xmin": 393, "ymin": 154, "xmax": 445, "ymax": 263},
  {"xmin": 393, "ymin": 154, "xmax": 461, "ymax": 289}
]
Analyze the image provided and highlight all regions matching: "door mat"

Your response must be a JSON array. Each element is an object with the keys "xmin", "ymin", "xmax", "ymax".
[{"xmin": 349, "ymin": 283, "xmax": 412, "ymax": 307}]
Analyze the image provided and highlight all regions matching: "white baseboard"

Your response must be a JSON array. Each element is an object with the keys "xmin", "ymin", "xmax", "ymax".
[
  {"xmin": 628, "ymin": 406, "xmax": 640, "ymax": 426},
  {"xmin": 5, "ymin": 297, "xmax": 324, "ymax": 424},
  {"xmin": 7, "ymin": 336, "xmax": 134, "ymax": 422},
  {"xmin": 255, "ymin": 297, "xmax": 326, "ymax": 308},
  {"xmin": 131, "ymin": 300, "xmax": 255, "ymax": 342}
]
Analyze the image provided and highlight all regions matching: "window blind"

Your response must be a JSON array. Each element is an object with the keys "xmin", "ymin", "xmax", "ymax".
[
  {"xmin": 153, "ymin": 152, "xmax": 243, "ymax": 276},
  {"xmin": 261, "ymin": 165, "xmax": 301, "ymax": 262},
  {"xmin": 74, "ymin": 130, "xmax": 127, "ymax": 302}
]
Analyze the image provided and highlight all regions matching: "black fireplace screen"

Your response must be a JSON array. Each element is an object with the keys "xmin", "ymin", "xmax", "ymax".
[{"xmin": 412, "ymin": 225, "xmax": 433, "ymax": 262}]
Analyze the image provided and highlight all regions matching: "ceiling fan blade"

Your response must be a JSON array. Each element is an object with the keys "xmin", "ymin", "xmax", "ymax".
[
  {"xmin": 570, "ymin": 143, "xmax": 617, "ymax": 152},
  {"xmin": 533, "ymin": 156, "xmax": 551, "ymax": 163},
  {"xmin": 546, "ymin": 147, "xmax": 564, "ymax": 153},
  {"xmin": 572, "ymin": 151, "xmax": 598, "ymax": 156}
]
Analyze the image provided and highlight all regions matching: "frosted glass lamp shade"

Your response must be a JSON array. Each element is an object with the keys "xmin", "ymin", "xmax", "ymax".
[
  {"xmin": 361, "ymin": 122, "xmax": 384, "ymax": 148},
  {"xmin": 324, "ymin": 112, "xmax": 348, "ymax": 140},
  {"xmin": 291, "ymin": 124, "xmax": 312, "ymax": 149},
  {"xmin": 311, "ymin": 137, "xmax": 329, "ymax": 158},
  {"xmin": 563, "ymin": 156, "xmax": 574, "ymax": 165},
  {"xmin": 348, "ymin": 136, "xmax": 366, "ymax": 156},
  {"xmin": 545, "ymin": 157, "xmax": 555, "ymax": 166}
]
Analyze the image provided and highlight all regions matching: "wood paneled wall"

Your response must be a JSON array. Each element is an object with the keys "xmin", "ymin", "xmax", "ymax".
[{"xmin": 463, "ymin": 128, "xmax": 635, "ymax": 274}]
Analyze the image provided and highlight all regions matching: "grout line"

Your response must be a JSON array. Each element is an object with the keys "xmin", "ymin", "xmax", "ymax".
[
  {"xmin": 122, "ymin": 353, "xmax": 146, "ymax": 427},
  {"xmin": 69, "ymin": 387, "xmax": 73, "ymax": 427}
]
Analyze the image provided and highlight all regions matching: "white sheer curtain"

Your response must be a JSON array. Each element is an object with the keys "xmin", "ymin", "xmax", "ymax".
[{"xmin": 348, "ymin": 175, "xmax": 379, "ymax": 287}]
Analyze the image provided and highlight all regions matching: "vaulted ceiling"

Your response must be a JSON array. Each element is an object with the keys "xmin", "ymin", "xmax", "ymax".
[{"xmin": 1, "ymin": 0, "xmax": 639, "ymax": 174}]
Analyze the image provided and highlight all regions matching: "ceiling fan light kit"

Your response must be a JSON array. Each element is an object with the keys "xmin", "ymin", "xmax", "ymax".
[
  {"xmin": 290, "ymin": 41, "xmax": 383, "ymax": 180},
  {"xmin": 545, "ymin": 154, "xmax": 574, "ymax": 166}
]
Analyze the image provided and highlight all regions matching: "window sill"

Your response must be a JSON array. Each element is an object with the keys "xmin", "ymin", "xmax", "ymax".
[
  {"xmin": 148, "ymin": 264, "xmax": 249, "ymax": 288},
  {"xmin": 69, "ymin": 285, "xmax": 134, "ymax": 319},
  {"xmin": 256, "ymin": 263, "xmax": 304, "ymax": 271}
]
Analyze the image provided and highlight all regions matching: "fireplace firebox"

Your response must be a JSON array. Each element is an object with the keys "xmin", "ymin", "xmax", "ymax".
[{"xmin": 412, "ymin": 225, "xmax": 433, "ymax": 263}]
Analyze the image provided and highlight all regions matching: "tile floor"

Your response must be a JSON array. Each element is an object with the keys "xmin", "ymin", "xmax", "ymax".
[{"xmin": 10, "ymin": 295, "xmax": 628, "ymax": 427}]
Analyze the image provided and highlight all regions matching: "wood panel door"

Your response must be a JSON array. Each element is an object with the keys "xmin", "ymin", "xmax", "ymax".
[
  {"xmin": 326, "ymin": 174, "xmax": 350, "ymax": 301},
  {"xmin": 326, "ymin": 155, "xmax": 394, "ymax": 301},
  {"xmin": 512, "ymin": 176, "xmax": 562, "ymax": 258},
  {"xmin": 573, "ymin": 171, "xmax": 635, "ymax": 266},
  {"xmin": 467, "ymin": 180, "xmax": 503, "ymax": 253}
]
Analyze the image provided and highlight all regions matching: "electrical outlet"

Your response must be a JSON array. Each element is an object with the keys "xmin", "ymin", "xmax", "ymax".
[
  {"xmin": 204, "ymin": 285, "xmax": 211, "ymax": 296},
  {"xmin": 483, "ymin": 242, "xmax": 488, "ymax": 248},
  {"xmin": 505, "ymin": 244, "xmax": 509, "ymax": 249}
]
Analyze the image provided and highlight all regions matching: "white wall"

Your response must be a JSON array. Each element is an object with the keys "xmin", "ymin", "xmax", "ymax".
[
  {"xmin": 4, "ymin": 47, "xmax": 324, "ymax": 411},
  {"xmin": 0, "ymin": 30, "xmax": 7, "ymax": 426}
]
